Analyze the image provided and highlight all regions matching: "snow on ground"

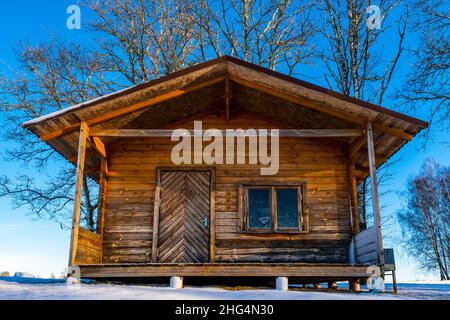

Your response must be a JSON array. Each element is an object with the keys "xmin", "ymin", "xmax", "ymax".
[
  {"xmin": 384, "ymin": 282, "xmax": 450, "ymax": 300},
  {"xmin": 0, "ymin": 279, "xmax": 449, "ymax": 300}
]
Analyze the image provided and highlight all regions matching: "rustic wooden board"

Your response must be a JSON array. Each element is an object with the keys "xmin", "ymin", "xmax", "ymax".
[
  {"xmin": 157, "ymin": 170, "xmax": 211, "ymax": 263},
  {"xmin": 354, "ymin": 226, "xmax": 380, "ymax": 265},
  {"xmin": 74, "ymin": 227, "xmax": 102, "ymax": 265},
  {"xmin": 69, "ymin": 123, "xmax": 89, "ymax": 266},
  {"xmin": 79, "ymin": 263, "xmax": 372, "ymax": 279}
]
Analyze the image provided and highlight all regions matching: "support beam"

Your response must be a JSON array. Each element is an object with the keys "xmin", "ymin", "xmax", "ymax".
[
  {"xmin": 362, "ymin": 157, "xmax": 384, "ymax": 170},
  {"xmin": 96, "ymin": 157, "xmax": 108, "ymax": 262},
  {"xmin": 39, "ymin": 76, "xmax": 226, "ymax": 141},
  {"xmin": 90, "ymin": 136, "xmax": 106, "ymax": 159},
  {"xmin": 151, "ymin": 170, "xmax": 162, "ymax": 262},
  {"xmin": 348, "ymin": 158, "xmax": 359, "ymax": 235},
  {"xmin": 373, "ymin": 123, "xmax": 412, "ymax": 140},
  {"xmin": 90, "ymin": 128, "xmax": 363, "ymax": 138},
  {"xmin": 366, "ymin": 122, "xmax": 385, "ymax": 267},
  {"xmin": 349, "ymin": 136, "xmax": 366, "ymax": 158},
  {"xmin": 68, "ymin": 122, "xmax": 89, "ymax": 266},
  {"xmin": 209, "ymin": 170, "xmax": 216, "ymax": 262},
  {"xmin": 392, "ymin": 270, "xmax": 398, "ymax": 294}
]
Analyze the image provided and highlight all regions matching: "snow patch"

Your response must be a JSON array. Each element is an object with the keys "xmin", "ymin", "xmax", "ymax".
[{"xmin": 1, "ymin": 280, "xmax": 448, "ymax": 300}]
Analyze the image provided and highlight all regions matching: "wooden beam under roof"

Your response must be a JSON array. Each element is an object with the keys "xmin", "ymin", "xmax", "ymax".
[
  {"xmin": 39, "ymin": 76, "xmax": 227, "ymax": 142},
  {"xmin": 349, "ymin": 136, "xmax": 366, "ymax": 158},
  {"xmin": 89, "ymin": 136, "xmax": 106, "ymax": 159},
  {"xmin": 89, "ymin": 128, "xmax": 364, "ymax": 138},
  {"xmin": 151, "ymin": 170, "xmax": 161, "ymax": 263},
  {"xmin": 373, "ymin": 123, "xmax": 413, "ymax": 140}
]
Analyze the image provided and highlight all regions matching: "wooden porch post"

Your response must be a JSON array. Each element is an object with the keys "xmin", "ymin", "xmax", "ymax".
[
  {"xmin": 96, "ymin": 157, "xmax": 108, "ymax": 263},
  {"xmin": 68, "ymin": 122, "xmax": 89, "ymax": 266},
  {"xmin": 96, "ymin": 157, "xmax": 108, "ymax": 235},
  {"xmin": 366, "ymin": 122, "xmax": 385, "ymax": 267},
  {"xmin": 151, "ymin": 169, "xmax": 161, "ymax": 262},
  {"xmin": 348, "ymin": 157, "xmax": 359, "ymax": 235}
]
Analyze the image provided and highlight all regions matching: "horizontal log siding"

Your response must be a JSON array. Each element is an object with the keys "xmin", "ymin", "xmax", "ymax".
[
  {"xmin": 74, "ymin": 227, "xmax": 102, "ymax": 264},
  {"xmin": 102, "ymin": 113, "xmax": 351, "ymax": 263}
]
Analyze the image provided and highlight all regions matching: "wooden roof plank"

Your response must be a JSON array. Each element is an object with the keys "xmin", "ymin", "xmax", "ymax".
[{"xmin": 89, "ymin": 128, "xmax": 363, "ymax": 138}]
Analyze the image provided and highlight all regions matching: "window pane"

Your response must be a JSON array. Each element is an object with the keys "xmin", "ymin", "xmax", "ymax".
[
  {"xmin": 248, "ymin": 189, "xmax": 271, "ymax": 229},
  {"xmin": 276, "ymin": 189, "xmax": 299, "ymax": 228}
]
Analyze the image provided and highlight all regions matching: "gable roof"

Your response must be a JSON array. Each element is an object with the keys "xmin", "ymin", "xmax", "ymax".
[
  {"xmin": 23, "ymin": 55, "xmax": 428, "ymax": 181},
  {"xmin": 24, "ymin": 55, "xmax": 428, "ymax": 128}
]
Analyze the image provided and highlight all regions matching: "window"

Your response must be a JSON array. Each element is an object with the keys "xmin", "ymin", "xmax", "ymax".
[
  {"xmin": 248, "ymin": 188, "xmax": 271, "ymax": 229},
  {"xmin": 240, "ymin": 184, "xmax": 307, "ymax": 233}
]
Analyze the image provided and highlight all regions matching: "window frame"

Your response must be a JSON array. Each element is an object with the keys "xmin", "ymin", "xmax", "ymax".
[
  {"xmin": 239, "ymin": 181, "xmax": 308, "ymax": 234},
  {"xmin": 245, "ymin": 186, "xmax": 273, "ymax": 232}
]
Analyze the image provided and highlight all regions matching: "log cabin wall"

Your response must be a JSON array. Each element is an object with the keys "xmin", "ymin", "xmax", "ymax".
[
  {"xmin": 74, "ymin": 227, "xmax": 102, "ymax": 264},
  {"xmin": 102, "ymin": 112, "xmax": 352, "ymax": 264}
]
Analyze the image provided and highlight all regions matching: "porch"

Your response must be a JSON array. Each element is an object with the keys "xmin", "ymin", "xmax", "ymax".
[{"xmin": 78, "ymin": 262, "xmax": 372, "ymax": 282}]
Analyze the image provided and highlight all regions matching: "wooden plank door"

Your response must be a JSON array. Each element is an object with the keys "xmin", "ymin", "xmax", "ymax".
[{"xmin": 157, "ymin": 170, "xmax": 211, "ymax": 263}]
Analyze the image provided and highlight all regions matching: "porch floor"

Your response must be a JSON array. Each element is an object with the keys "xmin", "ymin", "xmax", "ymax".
[{"xmin": 78, "ymin": 263, "xmax": 372, "ymax": 280}]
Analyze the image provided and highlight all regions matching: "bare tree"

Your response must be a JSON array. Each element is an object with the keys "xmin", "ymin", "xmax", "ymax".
[
  {"xmin": 86, "ymin": 0, "xmax": 317, "ymax": 77},
  {"xmin": 397, "ymin": 0, "xmax": 449, "ymax": 141},
  {"xmin": 397, "ymin": 159, "xmax": 450, "ymax": 280},
  {"xmin": 192, "ymin": 0, "xmax": 316, "ymax": 74},
  {"xmin": 320, "ymin": 0, "xmax": 407, "ymax": 103},
  {"xmin": 0, "ymin": 0, "xmax": 317, "ymax": 229},
  {"xmin": 0, "ymin": 40, "xmax": 110, "ymax": 230},
  {"xmin": 86, "ymin": 0, "xmax": 199, "ymax": 83},
  {"xmin": 0, "ymin": 169, "xmax": 98, "ymax": 230},
  {"xmin": 319, "ymin": 0, "xmax": 408, "ymax": 230}
]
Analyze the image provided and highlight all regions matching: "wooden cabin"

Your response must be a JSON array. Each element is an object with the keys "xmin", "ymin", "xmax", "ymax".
[{"xmin": 23, "ymin": 56, "xmax": 427, "ymax": 288}]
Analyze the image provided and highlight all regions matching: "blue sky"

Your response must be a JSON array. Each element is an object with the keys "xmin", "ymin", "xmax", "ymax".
[{"xmin": 0, "ymin": 1, "xmax": 448, "ymax": 280}]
